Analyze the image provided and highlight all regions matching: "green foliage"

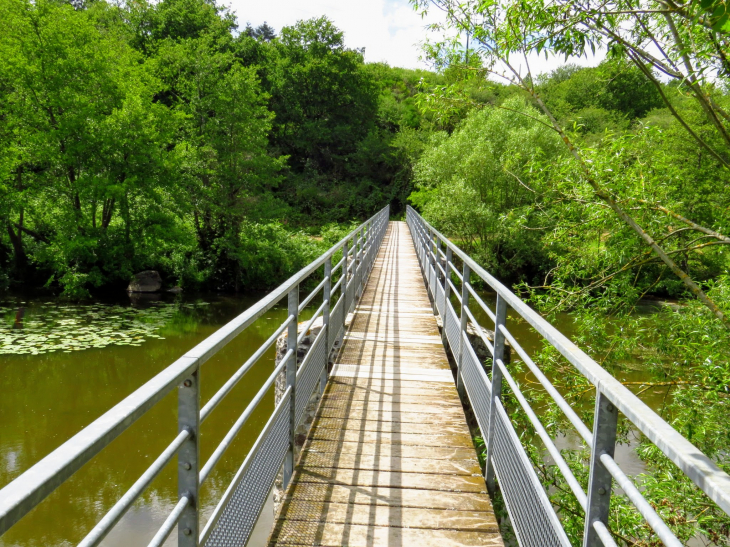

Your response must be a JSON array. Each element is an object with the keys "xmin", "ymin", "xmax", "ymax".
[
  {"xmin": 407, "ymin": 0, "xmax": 730, "ymax": 535},
  {"xmin": 0, "ymin": 1, "xmax": 428, "ymax": 296},
  {"xmin": 411, "ymin": 96, "xmax": 564, "ymax": 281}
]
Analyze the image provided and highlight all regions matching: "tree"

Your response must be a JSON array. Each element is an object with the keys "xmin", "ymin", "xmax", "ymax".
[
  {"xmin": 268, "ymin": 17, "xmax": 378, "ymax": 175},
  {"xmin": 0, "ymin": 0, "xmax": 180, "ymax": 296},
  {"xmin": 244, "ymin": 21, "xmax": 276, "ymax": 42},
  {"xmin": 410, "ymin": 0, "xmax": 730, "ymax": 327},
  {"xmin": 154, "ymin": 35, "xmax": 284, "ymax": 289}
]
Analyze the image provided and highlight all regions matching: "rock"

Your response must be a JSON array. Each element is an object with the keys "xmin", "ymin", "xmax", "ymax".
[
  {"xmin": 127, "ymin": 270, "xmax": 162, "ymax": 293},
  {"xmin": 167, "ymin": 286, "xmax": 183, "ymax": 294}
]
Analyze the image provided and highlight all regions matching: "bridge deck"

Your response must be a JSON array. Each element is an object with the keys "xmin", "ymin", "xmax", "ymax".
[{"xmin": 269, "ymin": 221, "xmax": 503, "ymax": 547}]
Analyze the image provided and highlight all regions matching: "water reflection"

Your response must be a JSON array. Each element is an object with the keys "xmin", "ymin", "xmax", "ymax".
[{"xmin": 0, "ymin": 293, "xmax": 313, "ymax": 547}]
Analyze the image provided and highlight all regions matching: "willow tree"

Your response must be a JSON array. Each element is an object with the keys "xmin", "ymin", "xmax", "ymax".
[{"xmin": 410, "ymin": 0, "xmax": 730, "ymax": 327}]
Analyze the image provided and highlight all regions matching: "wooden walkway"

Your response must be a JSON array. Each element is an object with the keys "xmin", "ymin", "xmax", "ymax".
[{"xmin": 269, "ymin": 222, "xmax": 503, "ymax": 546}]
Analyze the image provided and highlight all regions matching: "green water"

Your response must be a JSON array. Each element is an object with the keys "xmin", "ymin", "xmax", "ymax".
[
  {"xmin": 0, "ymin": 289, "xmax": 666, "ymax": 547},
  {"xmin": 0, "ymin": 292, "xmax": 311, "ymax": 547}
]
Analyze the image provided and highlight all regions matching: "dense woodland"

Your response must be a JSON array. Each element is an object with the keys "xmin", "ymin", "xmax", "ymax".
[
  {"xmin": 0, "ymin": 0, "xmax": 440, "ymax": 296},
  {"xmin": 2, "ymin": 0, "xmax": 730, "ymax": 543}
]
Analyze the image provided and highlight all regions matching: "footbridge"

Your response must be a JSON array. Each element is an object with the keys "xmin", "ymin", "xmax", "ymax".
[{"xmin": 2, "ymin": 206, "xmax": 730, "ymax": 547}]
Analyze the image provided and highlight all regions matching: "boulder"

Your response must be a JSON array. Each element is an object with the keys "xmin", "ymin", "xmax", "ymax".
[
  {"xmin": 167, "ymin": 286, "xmax": 183, "ymax": 294},
  {"xmin": 127, "ymin": 270, "xmax": 162, "ymax": 293}
]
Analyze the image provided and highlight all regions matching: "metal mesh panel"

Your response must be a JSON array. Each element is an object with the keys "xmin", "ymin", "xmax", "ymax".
[
  {"xmin": 329, "ymin": 299, "xmax": 344, "ymax": 353},
  {"xmin": 492, "ymin": 399, "xmax": 571, "ymax": 547},
  {"xmin": 296, "ymin": 329, "xmax": 327, "ymax": 426},
  {"xmin": 435, "ymin": 281, "xmax": 445, "ymax": 316},
  {"xmin": 445, "ymin": 301, "xmax": 460, "ymax": 357},
  {"xmin": 346, "ymin": 279, "xmax": 355, "ymax": 313},
  {"xmin": 460, "ymin": 332, "xmax": 491, "ymax": 435},
  {"xmin": 205, "ymin": 392, "xmax": 291, "ymax": 547}
]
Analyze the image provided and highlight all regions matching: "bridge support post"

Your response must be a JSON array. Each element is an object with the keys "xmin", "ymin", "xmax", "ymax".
[
  {"xmin": 583, "ymin": 390, "xmax": 618, "ymax": 547},
  {"xmin": 352, "ymin": 228, "xmax": 363, "ymax": 306},
  {"xmin": 442, "ymin": 247, "xmax": 452, "ymax": 348},
  {"xmin": 485, "ymin": 294, "xmax": 508, "ymax": 497},
  {"xmin": 456, "ymin": 263, "xmax": 471, "ymax": 398},
  {"xmin": 177, "ymin": 366, "xmax": 199, "ymax": 547},
  {"xmin": 430, "ymin": 233, "xmax": 439, "ymax": 315},
  {"xmin": 321, "ymin": 257, "xmax": 332, "ymax": 394},
  {"xmin": 283, "ymin": 286, "xmax": 299, "ymax": 490},
  {"xmin": 342, "ymin": 241, "xmax": 349, "ymax": 327}
]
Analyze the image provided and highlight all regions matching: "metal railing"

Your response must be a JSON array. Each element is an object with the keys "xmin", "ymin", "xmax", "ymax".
[
  {"xmin": 0, "ymin": 205, "xmax": 390, "ymax": 547},
  {"xmin": 406, "ymin": 205, "xmax": 730, "ymax": 547}
]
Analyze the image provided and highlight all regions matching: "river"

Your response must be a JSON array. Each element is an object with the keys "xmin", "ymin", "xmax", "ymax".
[{"xmin": 0, "ymin": 290, "xmax": 663, "ymax": 546}]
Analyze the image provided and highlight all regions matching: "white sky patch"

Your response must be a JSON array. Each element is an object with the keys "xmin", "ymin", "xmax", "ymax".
[
  {"xmin": 224, "ymin": 0, "xmax": 605, "ymax": 74},
  {"xmin": 224, "ymin": 0, "xmax": 443, "ymax": 69}
]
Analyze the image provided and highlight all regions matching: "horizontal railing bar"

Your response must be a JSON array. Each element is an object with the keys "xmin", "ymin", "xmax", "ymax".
[
  {"xmin": 463, "ymin": 307, "xmax": 494, "ymax": 356},
  {"xmin": 79, "ymin": 430, "xmax": 190, "ymax": 547},
  {"xmin": 330, "ymin": 276, "xmax": 344, "ymax": 298},
  {"xmin": 199, "ymin": 352, "xmax": 290, "ymax": 485},
  {"xmin": 498, "ymin": 324, "xmax": 593, "ymax": 446},
  {"xmin": 450, "ymin": 263, "xmax": 463, "ymax": 282},
  {"xmin": 200, "ymin": 316, "xmax": 293, "ymax": 423},
  {"xmin": 296, "ymin": 300, "xmax": 327, "ymax": 346},
  {"xmin": 437, "ymin": 247, "xmax": 447, "ymax": 260},
  {"xmin": 199, "ymin": 387, "xmax": 292, "ymax": 545},
  {"xmin": 171, "ymin": 211, "xmax": 385, "ymax": 371},
  {"xmin": 600, "ymin": 453, "xmax": 683, "ymax": 547},
  {"xmin": 333, "ymin": 255, "xmax": 346, "ymax": 273},
  {"xmin": 0, "ymin": 355, "xmax": 198, "ymax": 535},
  {"xmin": 447, "ymin": 279, "xmax": 462, "ymax": 303},
  {"xmin": 466, "ymin": 283, "xmax": 496, "ymax": 323},
  {"xmin": 298, "ymin": 277, "xmax": 327, "ymax": 313},
  {"xmin": 408, "ymin": 206, "xmax": 730, "ymax": 512},
  {"xmin": 437, "ymin": 261, "xmax": 446, "ymax": 277},
  {"xmin": 592, "ymin": 521, "xmax": 619, "ymax": 547},
  {"xmin": 497, "ymin": 359, "xmax": 588, "ymax": 510},
  {"xmin": 147, "ymin": 494, "xmax": 189, "ymax": 547}
]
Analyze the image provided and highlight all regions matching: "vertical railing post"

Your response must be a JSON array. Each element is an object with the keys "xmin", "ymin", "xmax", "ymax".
[
  {"xmin": 321, "ymin": 257, "xmax": 332, "ymax": 394},
  {"xmin": 430, "ymin": 235, "xmax": 440, "ymax": 315},
  {"xmin": 342, "ymin": 240, "xmax": 349, "ymax": 329},
  {"xmin": 177, "ymin": 366, "xmax": 199, "ymax": 546},
  {"xmin": 283, "ymin": 286, "xmax": 299, "ymax": 489},
  {"xmin": 485, "ymin": 294, "xmax": 508, "ymax": 497},
  {"xmin": 442, "ymin": 247, "xmax": 452, "ymax": 347},
  {"xmin": 456, "ymin": 264, "xmax": 471, "ymax": 398},
  {"xmin": 357, "ymin": 228, "xmax": 364, "ymax": 297},
  {"xmin": 363, "ymin": 222, "xmax": 370, "ymax": 278},
  {"xmin": 426, "ymin": 229, "xmax": 435, "ymax": 300},
  {"xmin": 583, "ymin": 390, "xmax": 618, "ymax": 547}
]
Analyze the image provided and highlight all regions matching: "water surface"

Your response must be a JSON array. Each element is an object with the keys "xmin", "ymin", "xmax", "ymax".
[{"xmin": 0, "ymin": 292, "xmax": 312, "ymax": 547}]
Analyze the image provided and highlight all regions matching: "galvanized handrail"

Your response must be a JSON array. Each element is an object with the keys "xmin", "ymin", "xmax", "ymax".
[
  {"xmin": 406, "ymin": 205, "xmax": 730, "ymax": 547},
  {"xmin": 0, "ymin": 205, "xmax": 389, "ymax": 547}
]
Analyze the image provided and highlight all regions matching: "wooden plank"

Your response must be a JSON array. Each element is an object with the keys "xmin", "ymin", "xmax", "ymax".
[
  {"xmin": 286, "ymin": 483, "xmax": 492, "ymax": 511},
  {"xmin": 269, "ymin": 221, "xmax": 503, "ymax": 546},
  {"xmin": 308, "ymin": 426, "xmax": 474, "ymax": 448},
  {"xmin": 276, "ymin": 501, "xmax": 499, "ymax": 532},
  {"xmin": 291, "ymin": 468, "xmax": 487, "ymax": 493},
  {"xmin": 270, "ymin": 521, "xmax": 504, "ymax": 546},
  {"xmin": 305, "ymin": 440, "xmax": 477, "ymax": 460}
]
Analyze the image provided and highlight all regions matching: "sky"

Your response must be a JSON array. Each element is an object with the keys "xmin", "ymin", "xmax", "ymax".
[{"xmin": 225, "ymin": 0, "xmax": 603, "ymax": 75}]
